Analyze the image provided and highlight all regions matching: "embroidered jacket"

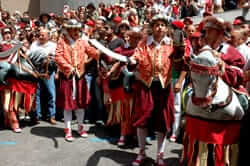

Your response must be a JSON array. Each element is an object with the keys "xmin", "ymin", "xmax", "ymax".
[
  {"xmin": 131, "ymin": 35, "xmax": 174, "ymax": 88},
  {"xmin": 55, "ymin": 34, "xmax": 99, "ymax": 78}
]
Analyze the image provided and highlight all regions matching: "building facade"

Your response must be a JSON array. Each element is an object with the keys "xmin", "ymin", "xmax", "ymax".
[{"xmin": 1, "ymin": 0, "xmax": 119, "ymax": 17}]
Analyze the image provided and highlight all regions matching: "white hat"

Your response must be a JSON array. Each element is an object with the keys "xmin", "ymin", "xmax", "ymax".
[
  {"xmin": 63, "ymin": 19, "xmax": 82, "ymax": 28},
  {"xmin": 203, "ymin": 16, "xmax": 225, "ymax": 30},
  {"xmin": 171, "ymin": 1, "xmax": 177, "ymax": 5},
  {"xmin": 151, "ymin": 14, "xmax": 170, "ymax": 25},
  {"xmin": 119, "ymin": 3, "xmax": 126, "ymax": 8},
  {"xmin": 98, "ymin": 16, "xmax": 107, "ymax": 22}
]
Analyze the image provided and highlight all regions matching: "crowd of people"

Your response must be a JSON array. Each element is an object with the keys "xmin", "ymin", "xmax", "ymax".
[{"xmin": 0, "ymin": 0, "xmax": 250, "ymax": 166}]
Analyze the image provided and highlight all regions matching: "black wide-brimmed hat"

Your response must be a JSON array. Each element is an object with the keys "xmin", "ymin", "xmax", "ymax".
[{"xmin": 39, "ymin": 13, "xmax": 51, "ymax": 22}]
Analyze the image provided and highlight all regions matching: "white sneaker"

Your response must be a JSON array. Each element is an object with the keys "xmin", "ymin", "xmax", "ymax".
[
  {"xmin": 169, "ymin": 135, "xmax": 177, "ymax": 142},
  {"xmin": 25, "ymin": 115, "xmax": 31, "ymax": 121},
  {"xmin": 65, "ymin": 128, "xmax": 74, "ymax": 142},
  {"xmin": 19, "ymin": 115, "xmax": 25, "ymax": 120},
  {"xmin": 132, "ymin": 149, "xmax": 146, "ymax": 166},
  {"xmin": 13, "ymin": 128, "xmax": 22, "ymax": 133}
]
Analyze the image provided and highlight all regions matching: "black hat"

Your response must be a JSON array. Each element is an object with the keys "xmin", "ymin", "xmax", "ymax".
[
  {"xmin": 134, "ymin": 0, "xmax": 145, "ymax": 6},
  {"xmin": 39, "ymin": 13, "xmax": 51, "ymax": 22},
  {"xmin": 86, "ymin": 3, "xmax": 96, "ymax": 10}
]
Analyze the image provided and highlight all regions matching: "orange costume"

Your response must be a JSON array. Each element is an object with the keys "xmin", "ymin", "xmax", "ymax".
[
  {"xmin": 132, "ymin": 35, "xmax": 173, "ymax": 88},
  {"xmin": 131, "ymin": 35, "xmax": 175, "ymax": 132},
  {"xmin": 55, "ymin": 34, "xmax": 99, "ymax": 110},
  {"xmin": 55, "ymin": 35, "xmax": 99, "ymax": 79}
]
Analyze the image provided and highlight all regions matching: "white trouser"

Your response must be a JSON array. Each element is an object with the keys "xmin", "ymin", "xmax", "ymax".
[
  {"xmin": 171, "ymin": 78, "xmax": 184, "ymax": 136},
  {"xmin": 137, "ymin": 128, "xmax": 167, "ymax": 155},
  {"xmin": 64, "ymin": 109, "xmax": 85, "ymax": 129}
]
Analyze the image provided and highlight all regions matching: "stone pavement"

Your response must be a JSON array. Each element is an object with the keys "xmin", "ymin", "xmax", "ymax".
[{"xmin": 0, "ymin": 121, "xmax": 183, "ymax": 166}]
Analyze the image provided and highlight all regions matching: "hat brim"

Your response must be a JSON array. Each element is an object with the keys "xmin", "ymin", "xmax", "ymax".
[
  {"xmin": 150, "ymin": 18, "xmax": 168, "ymax": 26},
  {"xmin": 134, "ymin": 0, "xmax": 145, "ymax": 5},
  {"xmin": 63, "ymin": 24, "xmax": 82, "ymax": 29},
  {"xmin": 202, "ymin": 16, "xmax": 224, "ymax": 30},
  {"xmin": 118, "ymin": 22, "xmax": 130, "ymax": 29}
]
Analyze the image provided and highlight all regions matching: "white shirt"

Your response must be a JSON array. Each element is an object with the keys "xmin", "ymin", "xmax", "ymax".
[
  {"xmin": 28, "ymin": 40, "xmax": 56, "ymax": 56},
  {"xmin": 214, "ymin": 0, "xmax": 222, "ymax": 6},
  {"xmin": 153, "ymin": 2, "xmax": 166, "ymax": 15},
  {"xmin": 197, "ymin": 0, "xmax": 206, "ymax": 16},
  {"xmin": 237, "ymin": 43, "xmax": 250, "ymax": 69}
]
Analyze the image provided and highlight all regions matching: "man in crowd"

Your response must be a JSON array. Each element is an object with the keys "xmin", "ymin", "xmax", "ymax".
[{"xmin": 28, "ymin": 27, "xmax": 57, "ymax": 125}]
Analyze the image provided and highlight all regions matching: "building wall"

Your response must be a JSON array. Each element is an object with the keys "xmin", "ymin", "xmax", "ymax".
[
  {"xmin": 40, "ymin": 0, "xmax": 119, "ymax": 15},
  {"xmin": 1, "ymin": 0, "xmax": 119, "ymax": 17},
  {"xmin": 1, "ymin": 0, "xmax": 40, "ymax": 17}
]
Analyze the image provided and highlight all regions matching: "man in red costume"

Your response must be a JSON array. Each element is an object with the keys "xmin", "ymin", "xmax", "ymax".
[
  {"xmin": 181, "ymin": 16, "xmax": 247, "ymax": 166},
  {"xmin": 129, "ymin": 14, "xmax": 174, "ymax": 166},
  {"xmin": 55, "ymin": 19, "xmax": 100, "ymax": 142}
]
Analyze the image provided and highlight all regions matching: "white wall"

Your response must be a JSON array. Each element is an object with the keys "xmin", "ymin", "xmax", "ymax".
[{"xmin": 1, "ymin": 0, "xmax": 40, "ymax": 17}]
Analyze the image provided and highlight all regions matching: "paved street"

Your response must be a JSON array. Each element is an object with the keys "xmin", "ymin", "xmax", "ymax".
[{"xmin": 0, "ymin": 121, "xmax": 183, "ymax": 166}]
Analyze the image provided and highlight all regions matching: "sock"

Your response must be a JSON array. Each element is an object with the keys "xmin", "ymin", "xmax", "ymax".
[
  {"xmin": 137, "ymin": 128, "xmax": 147, "ymax": 151},
  {"xmin": 75, "ymin": 109, "xmax": 85, "ymax": 127},
  {"xmin": 64, "ymin": 110, "xmax": 72, "ymax": 130},
  {"xmin": 157, "ymin": 132, "xmax": 167, "ymax": 154}
]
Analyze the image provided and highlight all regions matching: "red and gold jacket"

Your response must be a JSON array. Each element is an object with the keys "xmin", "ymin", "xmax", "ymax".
[
  {"xmin": 55, "ymin": 34, "xmax": 99, "ymax": 78},
  {"xmin": 131, "ymin": 35, "xmax": 174, "ymax": 88}
]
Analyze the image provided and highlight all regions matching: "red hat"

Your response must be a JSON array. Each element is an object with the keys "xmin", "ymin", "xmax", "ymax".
[
  {"xmin": 19, "ymin": 22, "xmax": 26, "ymax": 29},
  {"xmin": 49, "ymin": 13, "xmax": 55, "ymax": 17},
  {"xmin": 172, "ymin": 20, "xmax": 184, "ymax": 30},
  {"xmin": 85, "ymin": 19, "xmax": 95, "ymax": 27},
  {"xmin": 233, "ymin": 19, "xmax": 243, "ymax": 26},
  {"xmin": 113, "ymin": 16, "xmax": 122, "ymax": 24},
  {"xmin": 190, "ymin": 31, "xmax": 202, "ymax": 38},
  {"xmin": 103, "ymin": 8, "xmax": 111, "ymax": 13}
]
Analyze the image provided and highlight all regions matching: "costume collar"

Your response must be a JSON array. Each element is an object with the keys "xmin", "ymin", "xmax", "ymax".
[
  {"xmin": 146, "ymin": 35, "xmax": 171, "ymax": 48},
  {"xmin": 62, "ymin": 29, "xmax": 76, "ymax": 46}
]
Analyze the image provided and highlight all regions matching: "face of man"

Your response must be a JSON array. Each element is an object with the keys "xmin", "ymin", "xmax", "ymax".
[
  {"xmin": 204, "ymin": 27, "xmax": 224, "ymax": 48},
  {"xmin": 42, "ymin": 16, "xmax": 49, "ymax": 23},
  {"xmin": 67, "ymin": 28, "xmax": 80, "ymax": 40},
  {"xmin": 190, "ymin": 38, "xmax": 202, "ymax": 53},
  {"xmin": 103, "ymin": 25, "xmax": 113, "ymax": 35},
  {"xmin": 96, "ymin": 19, "xmax": 104, "ymax": 31},
  {"xmin": 119, "ymin": 24, "xmax": 130, "ymax": 36},
  {"xmin": 135, "ymin": 1, "xmax": 143, "ymax": 8},
  {"xmin": 3, "ymin": 31, "xmax": 12, "ymax": 42},
  {"xmin": 39, "ymin": 29, "xmax": 49, "ymax": 45},
  {"xmin": 230, "ymin": 30, "xmax": 242, "ymax": 47},
  {"xmin": 152, "ymin": 20, "xmax": 167, "ymax": 38}
]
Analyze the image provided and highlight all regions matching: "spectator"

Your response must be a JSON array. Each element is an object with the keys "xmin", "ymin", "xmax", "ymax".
[{"xmin": 29, "ymin": 28, "xmax": 57, "ymax": 125}]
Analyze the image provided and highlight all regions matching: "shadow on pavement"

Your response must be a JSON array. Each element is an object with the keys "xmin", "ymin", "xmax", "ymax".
[
  {"xmin": 86, "ymin": 149, "xmax": 180, "ymax": 166},
  {"xmin": 30, "ymin": 126, "xmax": 67, "ymax": 148},
  {"xmin": 86, "ymin": 149, "xmax": 155, "ymax": 166},
  {"xmin": 88, "ymin": 125, "xmax": 138, "ymax": 149}
]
